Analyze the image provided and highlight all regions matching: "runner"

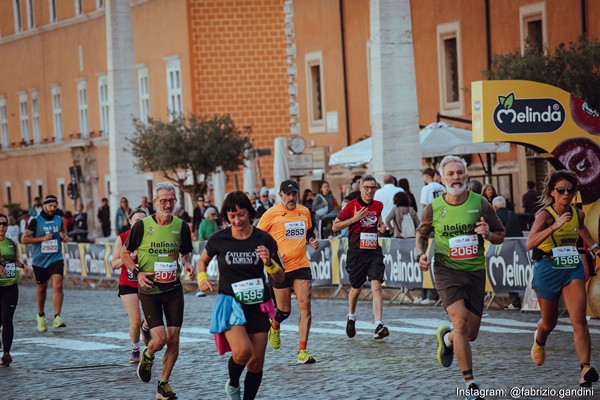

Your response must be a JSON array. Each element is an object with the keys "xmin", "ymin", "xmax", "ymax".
[
  {"xmin": 197, "ymin": 191, "xmax": 284, "ymax": 400},
  {"xmin": 332, "ymin": 175, "xmax": 390, "ymax": 340},
  {"xmin": 121, "ymin": 182, "xmax": 195, "ymax": 400},
  {"xmin": 111, "ymin": 208, "xmax": 151, "ymax": 364},
  {"xmin": 527, "ymin": 170, "xmax": 600, "ymax": 387},
  {"xmin": 415, "ymin": 155, "xmax": 505, "ymax": 398},
  {"xmin": 0, "ymin": 213, "xmax": 34, "ymax": 366},
  {"xmin": 257, "ymin": 180, "xmax": 319, "ymax": 363},
  {"xmin": 21, "ymin": 195, "xmax": 71, "ymax": 332}
]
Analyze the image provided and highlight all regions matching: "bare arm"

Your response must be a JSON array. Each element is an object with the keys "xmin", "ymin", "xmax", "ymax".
[
  {"xmin": 525, "ymin": 209, "xmax": 567, "ymax": 250},
  {"xmin": 196, "ymin": 249, "xmax": 215, "ymax": 292},
  {"xmin": 111, "ymin": 237, "xmax": 124, "ymax": 270},
  {"xmin": 21, "ymin": 229, "xmax": 52, "ymax": 244}
]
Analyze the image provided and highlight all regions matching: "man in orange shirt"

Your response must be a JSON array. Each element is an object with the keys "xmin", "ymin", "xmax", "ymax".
[{"xmin": 257, "ymin": 180, "xmax": 320, "ymax": 364}]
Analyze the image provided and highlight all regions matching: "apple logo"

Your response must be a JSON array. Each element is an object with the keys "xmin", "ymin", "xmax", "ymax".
[
  {"xmin": 570, "ymin": 94, "xmax": 600, "ymax": 136},
  {"xmin": 552, "ymin": 137, "xmax": 600, "ymax": 205}
]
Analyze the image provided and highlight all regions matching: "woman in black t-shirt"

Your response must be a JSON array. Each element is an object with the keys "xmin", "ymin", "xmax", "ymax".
[{"xmin": 197, "ymin": 191, "xmax": 284, "ymax": 400}]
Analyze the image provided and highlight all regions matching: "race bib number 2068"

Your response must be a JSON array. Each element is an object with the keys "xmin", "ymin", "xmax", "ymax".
[{"xmin": 449, "ymin": 234, "xmax": 479, "ymax": 260}]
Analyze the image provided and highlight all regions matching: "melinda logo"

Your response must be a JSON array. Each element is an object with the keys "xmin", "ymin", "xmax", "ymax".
[{"xmin": 493, "ymin": 93, "xmax": 565, "ymax": 133}]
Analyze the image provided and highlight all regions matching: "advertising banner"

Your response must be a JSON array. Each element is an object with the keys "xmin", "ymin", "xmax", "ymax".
[
  {"xmin": 381, "ymin": 238, "xmax": 422, "ymax": 289},
  {"xmin": 486, "ymin": 238, "xmax": 533, "ymax": 293},
  {"xmin": 64, "ymin": 243, "xmax": 84, "ymax": 276},
  {"xmin": 84, "ymin": 244, "xmax": 111, "ymax": 278},
  {"xmin": 308, "ymin": 240, "xmax": 333, "ymax": 287}
]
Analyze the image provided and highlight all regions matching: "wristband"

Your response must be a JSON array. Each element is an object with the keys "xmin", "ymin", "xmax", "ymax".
[
  {"xmin": 132, "ymin": 266, "xmax": 140, "ymax": 278},
  {"xmin": 590, "ymin": 243, "xmax": 600, "ymax": 252},
  {"xmin": 265, "ymin": 260, "xmax": 281, "ymax": 275},
  {"xmin": 197, "ymin": 271, "xmax": 209, "ymax": 285}
]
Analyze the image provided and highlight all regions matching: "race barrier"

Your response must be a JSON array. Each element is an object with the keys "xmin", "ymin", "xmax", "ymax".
[{"xmin": 16, "ymin": 237, "xmax": 534, "ymax": 298}]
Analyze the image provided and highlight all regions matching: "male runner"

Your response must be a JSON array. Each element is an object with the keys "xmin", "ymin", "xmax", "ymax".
[
  {"xmin": 22, "ymin": 195, "xmax": 71, "ymax": 332},
  {"xmin": 332, "ymin": 175, "xmax": 389, "ymax": 340},
  {"xmin": 257, "ymin": 180, "xmax": 319, "ymax": 364},
  {"xmin": 122, "ymin": 182, "xmax": 195, "ymax": 400},
  {"xmin": 416, "ymin": 156, "xmax": 505, "ymax": 397}
]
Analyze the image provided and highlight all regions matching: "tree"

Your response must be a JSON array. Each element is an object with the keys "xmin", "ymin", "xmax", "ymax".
[
  {"xmin": 127, "ymin": 114, "xmax": 252, "ymax": 199},
  {"xmin": 485, "ymin": 36, "xmax": 600, "ymax": 109}
]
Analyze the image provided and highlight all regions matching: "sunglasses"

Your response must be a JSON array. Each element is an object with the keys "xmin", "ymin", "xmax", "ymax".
[
  {"xmin": 555, "ymin": 186, "xmax": 576, "ymax": 195},
  {"xmin": 0, "ymin": 222, "xmax": 7, "ymax": 227}
]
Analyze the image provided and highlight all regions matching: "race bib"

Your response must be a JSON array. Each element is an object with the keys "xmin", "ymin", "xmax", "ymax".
[
  {"xmin": 552, "ymin": 246, "xmax": 580, "ymax": 269},
  {"xmin": 153, "ymin": 261, "xmax": 178, "ymax": 283},
  {"xmin": 41, "ymin": 239, "xmax": 59, "ymax": 254},
  {"xmin": 231, "ymin": 278, "xmax": 264, "ymax": 305},
  {"xmin": 359, "ymin": 232, "xmax": 378, "ymax": 250},
  {"xmin": 3, "ymin": 263, "xmax": 16, "ymax": 278},
  {"xmin": 127, "ymin": 264, "xmax": 140, "ymax": 281},
  {"xmin": 449, "ymin": 234, "xmax": 479, "ymax": 260},
  {"xmin": 285, "ymin": 221, "xmax": 305, "ymax": 239}
]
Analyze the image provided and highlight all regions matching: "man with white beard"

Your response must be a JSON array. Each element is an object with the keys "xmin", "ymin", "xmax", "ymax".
[{"xmin": 415, "ymin": 156, "xmax": 505, "ymax": 398}]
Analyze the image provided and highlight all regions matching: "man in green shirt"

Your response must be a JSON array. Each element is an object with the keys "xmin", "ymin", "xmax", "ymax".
[
  {"xmin": 122, "ymin": 182, "xmax": 195, "ymax": 400},
  {"xmin": 416, "ymin": 156, "xmax": 505, "ymax": 398}
]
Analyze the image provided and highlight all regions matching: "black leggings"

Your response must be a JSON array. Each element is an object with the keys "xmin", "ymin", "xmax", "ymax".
[{"xmin": 0, "ymin": 285, "xmax": 18, "ymax": 353}]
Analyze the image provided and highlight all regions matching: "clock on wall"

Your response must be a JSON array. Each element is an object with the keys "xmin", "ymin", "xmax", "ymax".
[{"xmin": 289, "ymin": 136, "xmax": 306, "ymax": 154}]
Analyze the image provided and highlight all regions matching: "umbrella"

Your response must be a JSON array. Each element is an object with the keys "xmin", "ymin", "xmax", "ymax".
[
  {"xmin": 328, "ymin": 138, "xmax": 372, "ymax": 167},
  {"xmin": 243, "ymin": 158, "xmax": 257, "ymax": 195},
  {"xmin": 419, "ymin": 122, "xmax": 509, "ymax": 157},
  {"xmin": 272, "ymin": 137, "xmax": 290, "ymax": 198},
  {"xmin": 212, "ymin": 166, "xmax": 226, "ymax": 210}
]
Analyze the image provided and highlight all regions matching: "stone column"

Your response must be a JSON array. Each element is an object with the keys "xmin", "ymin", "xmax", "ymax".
[
  {"xmin": 369, "ymin": 0, "xmax": 424, "ymax": 209},
  {"xmin": 106, "ymin": 0, "xmax": 145, "ymax": 235}
]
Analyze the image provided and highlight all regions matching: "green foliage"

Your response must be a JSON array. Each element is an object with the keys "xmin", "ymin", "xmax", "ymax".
[
  {"xmin": 3, "ymin": 203, "xmax": 22, "ymax": 219},
  {"xmin": 485, "ymin": 36, "xmax": 600, "ymax": 110},
  {"xmin": 127, "ymin": 114, "xmax": 252, "ymax": 197}
]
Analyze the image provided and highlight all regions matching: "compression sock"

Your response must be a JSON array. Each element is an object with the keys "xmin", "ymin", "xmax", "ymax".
[
  {"xmin": 244, "ymin": 370, "xmax": 263, "ymax": 400},
  {"xmin": 462, "ymin": 369, "xmax": 474, "ymax": 383},
  {"xmin": 228, "ymin": 356, "xmax": 246, "ymax": 387}
]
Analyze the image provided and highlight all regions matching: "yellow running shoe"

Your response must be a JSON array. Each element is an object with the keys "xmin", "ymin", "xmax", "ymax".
[
  {"xmin": 297, "ymin": 349, "xmax": 316, "ymax": 364},
  {"xmin": 531, "ymin": 329, "xmax": 545, "ymax": 366},
  {"xmin": 268, "ymin": 324, "xmax": 281, "ymax": 349},
  {"xmin": 36, "ymin": 315, "xmax": 47, "ymax": 332},
  {"xmin": 53, "ymin": 315, "xmax": 66, "ymax": 328}
]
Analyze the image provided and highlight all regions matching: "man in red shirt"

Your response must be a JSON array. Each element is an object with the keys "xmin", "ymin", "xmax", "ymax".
[{"xmin": 332, "ymin": 175, "xmax": 389, "ymax": 340}]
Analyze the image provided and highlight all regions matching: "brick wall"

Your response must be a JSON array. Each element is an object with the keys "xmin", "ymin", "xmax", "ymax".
[{"xmin": 187, "ymin": 0, "xmax": 289, "ymax": 191}]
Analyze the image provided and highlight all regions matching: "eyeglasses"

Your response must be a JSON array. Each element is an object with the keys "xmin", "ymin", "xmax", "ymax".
[
  {"xmin": 555, "ymin": 186, "xmax": 576, "ymax": 195},
  {"xmin": 261, "ymin": 195, "xmax": 268, "ymax": 198},
  {"xmin": 362, "ymin": 185, "xmax": 377, "ymax": 191},
  {"xmin": 0, "ymin": 222, "xmax": 7, "ymax": 227},
  {"xmin": 158, "ymin": 198, "xmax": 177, "ymax": 205},
  {"xmin": 197, "ymin": 199, "xmax": 204, "ymax": 202}
]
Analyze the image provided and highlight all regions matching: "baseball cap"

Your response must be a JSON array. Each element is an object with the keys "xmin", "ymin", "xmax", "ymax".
[{"xmin": 279, "ymin": 180, "xmax": 299, "ymax": 194}]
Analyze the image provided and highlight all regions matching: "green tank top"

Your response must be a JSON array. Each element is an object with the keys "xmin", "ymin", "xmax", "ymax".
[
  {"xmin": 537, "ymin": 205, "xmax": 580, "ymax": 253},
  {"xmin": 431, "ymin": 191, "xmax": 485, "ymax": 271},
  {"xmin": 0, "ymin": 238, "xmax": 18, "ymax": 287},
  {"xmin": 138, "ymin": 216, "xmax": 183, "ymax": 294}
]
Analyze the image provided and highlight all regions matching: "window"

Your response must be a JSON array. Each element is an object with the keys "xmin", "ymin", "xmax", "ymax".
[
  {"xmin": 166, "ymin": 58, "xmax": 182, "ymax": 120},
  {"xmin": 31, "ymin": 91, "xmax": 40, "ymax": 144},
  {"xmin": 49, "ymin": 0, "xmax": 57, "ymax": 23},
  {"xmin": 37, "ymin": 179, "xmax": 43, "ymax": 199},
  {"xmin": 52, "ymin": 85, "xmax": 62, "ymax": 142},
  {"xmin": 19, "ymin": 92, "xmax": 30, "ymax": 143},
  {"xmin": 98, "ymin": 75, "xmax": 109, "ymax": 136},
  {"xmin": 25, "ymin": 180, "xmax": 32, "ymax": 208},
  {"xmin": 14, "ymin": 0, "xmax": 22, "ymax": 33},
  {"xmin": 138, "ymin": 66, "xmax": 150, "ymax": 123},
  {"xmin": 437, "ymin": 21, "xmax": 463, "ymax": 116},
  {"xmin": 5, "ymin": 182, "xmax": 12, "ymax": 205},
  {"xmin": 77, "ymin": 81, "xmax": 89, "ymax": 138},
  {"xmin": 0, "ymin": 97, "xmax": 8, "ymax": 149},
  {"xmin": 75, "ymin": 0, "xmax": 82, "ymax": 15},
  {"xmin": 96, "ymin": 0, "xmax": 103, "ymax": 9},
  {"xmin": 520, "ymin": 3, "xmax": 546, "ymax": 54},
  {"xmin": 305, "ymin": 52, "xmax": 325, "ymax": 133},
  {"xmin": 26, "ymin": 0, "xmax": 34, "ymax": 29}
]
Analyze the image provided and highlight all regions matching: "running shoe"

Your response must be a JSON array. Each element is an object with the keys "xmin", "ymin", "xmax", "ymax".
[
  {"xmin": 137, "ymin": 348, "xmax": 154, "ymax": 382},
  {"xmin": 224, "ymin": 379, "xmax": 241, "ymax": 400},
  {"xmin": 373, "ymin": 323, "xmax": 389, "ymax": 340},
  {"xmin": 36, "ymin": 315, "xmax": 47, "ymax": 333},
  {"xmin": 195, "ymin": 290, "xmax": 206, "ymax": 298},
  {"xmin": 297, "ymin": 349, "xmax": 316, "ymax": 364},
  {"xmin": 141, "ymin": 322, "xmax": 152, "ymax": 347},
  {"xmin": 530, "ymin": 329, "xmax": 545, "ymax": 366},
  {"xmin": 53, "ymin": 315, "xmax": 66, "ymax": 328},
  {"xmin": 0, "ymin": 353, "xmax": 12, "ymax": 367},
  {"xmin": 346, "ymin": 317, "xmax": 356, "ymax": 338},
  {"xmin": 156, "ymin": 381, "xmax": 177, "ymax": 400},
  {"xmin": 412, "ymin": 297, "xmax": 423, "ymax": 304},
  {"xmin": 129, "ymin": 348, "xmax": 141, "ymax": 364},
  {"xmin": 464, "ymin": 382, "xmax": 484, "ymax": 400},
  {"xmin": 268, "ymin": 323, "xmax": 281, "ymax": 349},
  {"xmin": 436, "ymin": 324, "xmax": 453, "ymax": 368},
  {"xmin": 580, "ymin": 366, "xmax": 599, "ymax": 387},
  {"xmin": 421, "ymin": 299, "xmax": 435, "ymax": 305}
]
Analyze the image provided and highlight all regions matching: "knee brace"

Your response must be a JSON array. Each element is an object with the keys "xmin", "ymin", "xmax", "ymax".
[{"xmin": 274, "ymin": 309, "xmax": 290, "ymax": 324}]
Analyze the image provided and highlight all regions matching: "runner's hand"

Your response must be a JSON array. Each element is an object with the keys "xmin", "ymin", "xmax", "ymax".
[
  {"xmin": 137, "ymin": 271, "xmax": 154, "ymax": 289},
  {"xmin": 308, "ymin": 238, "xmax": 319, "ymax": 250},
  {"xmin": 42, "ymin": 233, "xmax": 53, "ymax": 241},
  {"xmin": 183, "ymin": 261, "xmax": 195, "ymax": 280},
  {"xmin": 353, "ymin": 206, "xmax": 369, "ymax": 223},
  {"xmin": 255, "ymin": 245, "xmax": 271, "ymax": 265},
  {"xmin": 474, "ymin": 217, "xmax": 489, "ymax": 239},
  {"xmin": 198, "ymin": 277, "xmax": 215, "ymax": 292},
  {"xmin": 23, "ymin": 265, "xmax": 34, "ymax": 278},
  {"xmin": 418, "ymin": 254, "xmax": 429, "ymax": 271}
]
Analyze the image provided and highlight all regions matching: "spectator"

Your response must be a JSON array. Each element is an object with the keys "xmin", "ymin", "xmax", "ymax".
[
  {"xmin": 137, "ymin": 196, "xmax": 154, "ymax": 216},
  {"xmin": 312, "ymin": 181, "xmax": 337, "ymax": 239},
  {"xmin": 302, "ymin": 188, "xmax": 317, "ymax": 235},
  {"xmin": 374, "ymin": 174, "xmax": 404, "ymax": 237},
  {"xmin": 73, "ymin": 202, "xmax": 88, "ymax": 242},
  {"xmin": 198, "ymin": 208, "xmax": 220, "ymax": 242},
  {"xmin": 115, "ymin": 197, "xmax": 132, "ymax": 235},
  {"xmin": 256, "ymin": 187, "xmax": 274, "ymax": 219},
  {"xmin": 19, "ymin": 211, "xmax": 29, "ymax": 241},
  {"xmin": 6, "ymin": 215, "xmax": 20, "ymax": 243},
  {"xmin": 522, "ymin": 180, "xmax": 541, "ymax": 229},
  {"xmin": 97, "ymin": 198, "xmax": 111, "ymax": 237},
  {"xmin": 192, "ymin": 194, "xmax": 207, "ymax": 239},
  {"xmin": 28, "ymin": 197, "xmax": 43, "ymax": 220},
  {"xmin": 385, "ymin": 192, "xmax": 419, "ymax": 238},
  {"xmin": 174, "ymin": 207, "xmax": 191, "ymax": 223},
  {"xmin": 63, "ymin": 211, "xmax": 75, "ymax": 233},
  {"xmin": 482, "ymin": 183, "xmax": 498, "ymax": 204},
  {"xmin": 344, "ymin": 181, "xmax": 361, "ymax": 202},
  {"xmin": 398, "ymin": 178, "xmax": 418, "ymax": 213},
  {"xmin": 467, "ymin": 179, "xmax": 483, "ymax": 194}
]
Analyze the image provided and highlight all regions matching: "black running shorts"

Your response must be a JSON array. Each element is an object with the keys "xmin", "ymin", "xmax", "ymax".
[
  {"xmin": 345, "ymin": 247, "xmax": 385, "ymax": 289},
  {"xmin": 33, "ymin": 261, "xmax": 64, "ymax": 284},
  {"xmin": 270, "ymin": 267, "xmax": 312, "ymax": 289},
  {"xmin": 434, "ymin": 264, "xmax": 486, "ymax": 317},
  {"xmin": 242, "ymin": 304, "xmax": 270, "ymax": 334},
  {"xmin": 118, "ymin": 284, "xmax": 138, "ymax": 297},
  {"xmin": 139, "ymin": 285, "xmax": 184, "ymax": 329}
]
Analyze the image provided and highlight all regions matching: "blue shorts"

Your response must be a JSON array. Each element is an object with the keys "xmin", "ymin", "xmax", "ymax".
[{"xmin": 532, "ymin": 257, "xmax": 585, "ymax": 301}]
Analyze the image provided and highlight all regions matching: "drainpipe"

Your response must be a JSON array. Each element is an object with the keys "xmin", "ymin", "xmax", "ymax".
[
  {"xmin": 581, "ymin": 0, "xmax": 587, "ymax": 37},
  {"xmin": 484, "ymin": 0, "xmax": 491, "ymax": 69},
  {"xmin": 339, "ymin": 0, "xmax": 351, "ymax": 146}
]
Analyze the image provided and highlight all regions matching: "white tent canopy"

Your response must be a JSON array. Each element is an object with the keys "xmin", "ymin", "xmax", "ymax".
[
  {"xmin": 273, "ymin": 137, "xmax": 290, "ymax": 200},
  {"xmin": 328, "ymin": 138, "xmax": 372, "ymax": 167}
]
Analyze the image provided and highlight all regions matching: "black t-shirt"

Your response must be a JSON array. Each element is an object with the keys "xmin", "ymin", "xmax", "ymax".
[
  {"xmin": 126, "ymin": 215, "xmax": 193, "ymax": 255},
  {"xmin": 26, "ymin": 211, "xmax": 62, "ymax": 233},
  {"xmin": 205, "ymin": 227, "xmax": 278, "ymax": 304}
]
